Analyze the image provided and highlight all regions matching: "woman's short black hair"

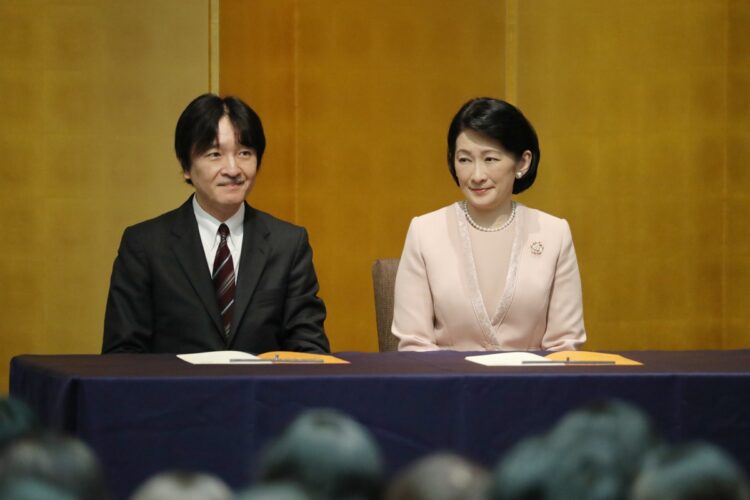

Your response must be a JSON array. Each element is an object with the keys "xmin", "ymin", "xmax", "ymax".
[
  {"xmin": 174, "ymin": 94, "xmax": 266, "ymax": 183},
  {"xmin": 447, "ymin": 98, "xmax": 540, "ymax": 194}
]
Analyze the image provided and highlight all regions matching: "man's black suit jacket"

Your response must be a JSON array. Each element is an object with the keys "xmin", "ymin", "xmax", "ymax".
[{"xmin": 102, "ymin": 197, "xmax": 329, "ymax": 354}]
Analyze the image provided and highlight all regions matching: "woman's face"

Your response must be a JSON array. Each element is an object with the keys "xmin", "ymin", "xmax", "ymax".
[{"xmin": 454, "ymin": 129, "xmax": 530, "ymax": 213}]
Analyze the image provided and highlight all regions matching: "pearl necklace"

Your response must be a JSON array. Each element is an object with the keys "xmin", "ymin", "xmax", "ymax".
[{"xmin": 462, "ymin": 201, "xmax": 517, "ymax": 232}]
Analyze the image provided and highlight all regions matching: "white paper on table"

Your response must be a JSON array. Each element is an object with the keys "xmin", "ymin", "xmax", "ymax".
[
  {"xmin": 177, "ymin": 351, "xmax": 271, "ymax": 365},
  {"xmin": 465, "ymin": 352, "xmax": 565, "ymax": 367}
]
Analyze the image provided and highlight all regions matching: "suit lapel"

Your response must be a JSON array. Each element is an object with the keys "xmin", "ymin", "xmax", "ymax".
[
  {"xmin": 228, "ymin": 203, "xmax": 269, "ymax": 343},
  {"xmin": 170, "ymin": 197, "xmax": 226, "ymax": 341}
]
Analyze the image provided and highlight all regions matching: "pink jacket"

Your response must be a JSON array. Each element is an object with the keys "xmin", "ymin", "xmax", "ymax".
[{"xmin": 392, "ymin": 202, "xmax": 586, "ymax": 351}]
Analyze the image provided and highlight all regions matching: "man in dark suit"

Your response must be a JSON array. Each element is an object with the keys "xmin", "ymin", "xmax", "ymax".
[{"xmin": 102, "ymin": 94, "xmax": 329, "ymax": 354}]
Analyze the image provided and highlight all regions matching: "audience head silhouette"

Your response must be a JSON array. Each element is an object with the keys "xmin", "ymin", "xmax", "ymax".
[
  {"xmin": 0, "ymin": 431, "xmax": 108, "ymax": 500},
  {"xmin": 0, "ymin": 397, "xmax": 40, "ymax": 452},
  {"xmin": 387, "ymin": 452, "xmax": 489, "ymax": 500},
  {"xmin": 491, "ymin": 400, "xmax": 660, "ymax": 500},
  {"xmin": 129, "ymin": 470, "xmax": 233, "ymax": 500},
  {"xmin": 256, "ymin": 409, "xmax": 384, "ymax": 500},
  {"xmin": 631, "ymin": 442, "xmax": 750, "ymax": 500},
  {"xmin": 237, "ymin": 482, "xmax": 312, "ymax": 500}
]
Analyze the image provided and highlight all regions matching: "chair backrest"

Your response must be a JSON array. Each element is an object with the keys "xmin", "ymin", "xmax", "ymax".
[{"xmin": 371, "ymin": 259, "xmax": 401, "ymax": 352}]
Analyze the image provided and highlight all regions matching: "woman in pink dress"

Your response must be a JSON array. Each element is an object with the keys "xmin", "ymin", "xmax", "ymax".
[{"xmin": 392, "ymin": 98, "xmax": 586, "ymax": 352}]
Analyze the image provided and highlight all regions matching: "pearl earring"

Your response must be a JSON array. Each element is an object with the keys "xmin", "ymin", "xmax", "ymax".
[{"xmin": 515, "ymin": 171, "xmax": 523, "ymax": 179}]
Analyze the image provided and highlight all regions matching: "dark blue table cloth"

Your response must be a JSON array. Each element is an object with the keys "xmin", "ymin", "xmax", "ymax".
[{"xmin": 9, "ymin": 350, "xmax": 750, "ymax": 499}]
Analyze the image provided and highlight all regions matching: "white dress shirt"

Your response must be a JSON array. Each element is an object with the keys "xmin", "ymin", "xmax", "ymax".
[{"xmin": 192, "ymin": 197, "xmax": 244, "ymax": 279}]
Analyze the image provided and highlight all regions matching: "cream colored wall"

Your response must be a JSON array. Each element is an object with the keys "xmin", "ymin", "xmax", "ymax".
[
  {"xmin": 221, "ymin": 0, "xmax": 749, "ymax": 352},
  {"xmin": 0, "ymin": 0, "xmax": 212, "ymax": 391}
]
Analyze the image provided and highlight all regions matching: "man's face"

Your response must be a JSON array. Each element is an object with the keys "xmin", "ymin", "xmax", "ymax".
[{"xmin": 184, "ymin": 115, "xmax": 257, "ymax": 221}]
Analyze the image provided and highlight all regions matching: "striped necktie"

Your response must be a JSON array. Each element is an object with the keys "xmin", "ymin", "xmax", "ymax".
[{"xmin": 212, "ymin": 224, "xmax": 236, "ymax": 337}]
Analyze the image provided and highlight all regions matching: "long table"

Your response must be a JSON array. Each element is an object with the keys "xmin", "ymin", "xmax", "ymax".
[{"xmin": 9, "ymin": 350, "xmax": 750, "ymax": 499}]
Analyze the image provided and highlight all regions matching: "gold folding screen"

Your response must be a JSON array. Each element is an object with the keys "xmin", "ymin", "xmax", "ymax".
[
  {"xmin": 220, "ymin": 0, "xmax": 750, "ymax": 352},
  {"xmin": 220, "ymin": 0, "xmax": 507, "ymax": 351},
  {"xmin": 0, "ymin": 0, "xmax": 212, "ymax": 391},
  {"xmin": 0, "ymin": 1, "xmax": 748, "ymax": 393},
  {"xmin": 513, "ymin": 0, "xmax": 750, "ymax": 350},
  {"xmin": 727, "ymin": 0, "xmax": 750, "ymax": 348}
]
